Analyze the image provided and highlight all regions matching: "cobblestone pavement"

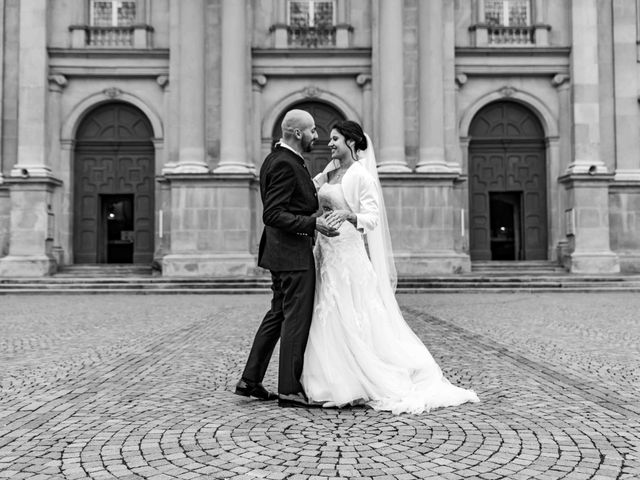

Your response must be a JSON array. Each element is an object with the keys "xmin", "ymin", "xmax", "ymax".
[{"xmin": 0, "ymin": 292, "xmax": 638, "ymax": 480}]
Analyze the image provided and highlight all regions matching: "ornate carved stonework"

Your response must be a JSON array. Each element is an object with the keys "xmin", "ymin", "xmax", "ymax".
[
  {"xmin": 551, "ymin": 74, "xmax": 570, "ymax": 88},
  {"xmin": 302, "ymin": 86, "xmax": 321, "ymax": 98},
  {"xmin": 356, "ymin": 74, "xmax": 372, "ymax": 88},
  {"xmin": 103, "ymin": 87, "xmax": 123, "ymax": 99},
  {"xmin": 455, "ymin": 74, "xmax": 468, "ymax": 88},
  {"xmin": 499, "ymin": 85, "xmax": 516, "ymax": 97},
  {"xmin": 156, "ymin": 75, "xmax": 169, "ymax": 89},
  {"xmin": 48, "ymin": 74, "xmax": 68, "ymax": 92}
]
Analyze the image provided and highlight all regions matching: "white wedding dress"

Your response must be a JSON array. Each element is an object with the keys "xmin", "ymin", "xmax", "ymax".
[{"xmin": 301, "ymin": 182, "xmax": 480, "ymax": 414}]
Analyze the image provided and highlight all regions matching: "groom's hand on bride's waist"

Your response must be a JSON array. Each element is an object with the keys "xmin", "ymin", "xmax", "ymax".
[{"xmin": 315, "ymin": 216, "xmax": 340, "ymax": 237}]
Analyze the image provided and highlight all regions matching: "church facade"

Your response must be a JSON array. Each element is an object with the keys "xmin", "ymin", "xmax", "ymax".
[{"xmin": 1, "ymin": 0, "xmax": 639, "ymax": 277}]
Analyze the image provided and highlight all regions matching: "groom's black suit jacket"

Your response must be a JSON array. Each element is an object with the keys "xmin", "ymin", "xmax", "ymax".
[{"xmin": 258, "ymin": 145, "xmax": 319, "ymax": 271}]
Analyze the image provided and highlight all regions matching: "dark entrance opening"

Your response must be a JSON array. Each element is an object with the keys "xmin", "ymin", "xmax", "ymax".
[
  {"xmin": 489, "ymin": 192, "xmax": 522, "ymax": 260},
  {"xmin": 468, "ymin": 101, "xmax": 548, "ymax": 261},
  {"xmin": 101, "ymin": 194, "xmax": 134, "ymax": 263},
  {"xmin": 73, "ymin": 102, "xmax": 155, "ymax": 265}
]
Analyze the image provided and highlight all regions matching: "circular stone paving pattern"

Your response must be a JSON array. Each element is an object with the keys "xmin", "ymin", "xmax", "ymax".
[{"xmin": 54, "ymin": 391, "xmax": 628, "ymax": 479}]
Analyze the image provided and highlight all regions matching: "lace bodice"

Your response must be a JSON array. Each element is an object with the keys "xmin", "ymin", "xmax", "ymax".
[{"xmin": 318, "ymin": 182, "xmax": 351, "ymax": 213}]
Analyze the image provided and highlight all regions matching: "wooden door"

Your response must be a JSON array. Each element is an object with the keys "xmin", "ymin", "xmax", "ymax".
[
  {"xmin": 469, "ymin": 102, "xmax": 547, "ymax": 261},
  {"xmin": 74, "ymin": 103, "xmax": 155, "ymax": 264}
]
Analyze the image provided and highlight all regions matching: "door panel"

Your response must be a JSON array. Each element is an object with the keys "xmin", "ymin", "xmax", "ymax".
[
  {"xmin": 469, "ymin": 101, "xmax": 547, "ymax": 261},
  {"xmin": 74, "ymin": 103, "xmax": 155, "ymax": 264}
]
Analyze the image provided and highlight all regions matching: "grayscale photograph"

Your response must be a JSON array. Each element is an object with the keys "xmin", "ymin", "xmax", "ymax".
[{"xmin": 0, "ymin": 1, "xmax": 639, "ymax": 479}]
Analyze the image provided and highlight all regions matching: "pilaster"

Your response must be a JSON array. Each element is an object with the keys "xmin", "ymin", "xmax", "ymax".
[
  {"xmin": 166, "ymin": 0, "xmax": 209, "ymax": 174},
  {"xmin": 376, "ymin": 0, "xmax": 410, "ymax": 172},
  {"xmin": 612, "ymin": 0, "xmax": 640, "ymax": 181},
  {"xmin": 566, "ymin": 0, "xmax": 607, "ymax": 175},
  {"xmin": 11, "ymin": 0, "xmax": 52, "ymax": 179},
  {"xmin": 161, "ymin": 173, "xmax": 259, "ymax": 277},
  {"xmin": 415, "ymin": 0, "xmax": 448, "ymax": 173},
  {"xmin": 559, "ymin": 173, "xmax": 619, "ymax": 273},
  {"xmin": 381, "ymin": 173, "xmax": 470, "ymax": 275},
  {"xmin": 214, "ymin": 0, "xmax": 254, "ymax": 174},
  {"xmin": 0, "ymin": 177, "xmax": 62, "ymax": 277}
]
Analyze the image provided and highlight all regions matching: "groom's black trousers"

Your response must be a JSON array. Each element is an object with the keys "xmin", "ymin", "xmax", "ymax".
[{"xmin": 241, "ymin": 267, "xmax": 315, "ymax": 395}]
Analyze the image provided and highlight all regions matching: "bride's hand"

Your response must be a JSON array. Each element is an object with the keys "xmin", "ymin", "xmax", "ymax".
[{"xmin": 326, "ymin": 210, "xmax": 353, "ymax": 229}]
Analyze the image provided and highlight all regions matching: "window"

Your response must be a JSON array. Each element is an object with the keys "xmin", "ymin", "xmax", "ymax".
[
  {"xmin": 287, "ymin": 1, "xmax": 336, "ymax": 47},
  {"xmin": 90, "ymin": 1, "xmax": 136, "ymax": 27},
  {"xmin": 485, "ymin": 0, "xmax": 530, "ymax": 27},
  {"xmin": 288, "ymin": 1, "xmax": 335, "ymax": 29}
]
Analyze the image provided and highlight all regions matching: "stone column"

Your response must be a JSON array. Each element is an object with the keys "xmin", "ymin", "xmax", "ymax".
[
  {"xmin": 533, "ymin": 0, "xmax": 550, "ymax": 46},
  {"xmin": 567, "ymin": 0, "xmax": 607, "ymax": 175},
  {"xmin": 356, "ymin": 74, "xmax": 372, "ymax": 136},
  {"xmin": 272, "ymin": 0, "xmax": 288, "ymax": 48},
  {"xmin": 0, "ymin": 0, "xmax": 63, "ymax": 277},
  {"xmin": 171, "ymin": 0, "xmax": 208, "ymax": 173},
  {"xmin": 335, "ymin": 0, "xmax": 351, "ymax": 47},
  {"xmin": 251, "ymin": 75, "xmax": 267, "ymax": 167},
  {"xmin": 11, "ymin": 0, "xmax": 51, "ymax": 178},
  {"xmin": 0, "ymin": 0, "xmax": 4, "ymax": 183},
  {"xmin": 47, "ymin": 75, "xmax": 68, "ymax": 266},
  {"xmin": 416, "ymin": 0, "xmax": 448, "ymax": 173},
  {"xmin": 472, "ymin": 0, "xmax": 489, "ymax": 46},
  {"xmin": 214, "ymin": 0, "xmax": 254, "ymax": 174},
  {"xmin": 376, "ymin": 0, "xmax": 410, "ymax": 172},
  {"xmin": 612, "ymin": 0, "xmax": 640, "ymax": 181},
  {"xmin": 555, "ymin": 1, "xmax": 619, "ymax": 273}
]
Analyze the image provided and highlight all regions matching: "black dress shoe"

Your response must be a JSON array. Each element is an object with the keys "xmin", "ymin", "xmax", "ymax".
[
  {"xmin": 278, "ymin": 392, "xmax": 322, "ymax": 408},
  {"xmin": 234, "ymin": 379, "xmax": 278, "ymax": 401}
]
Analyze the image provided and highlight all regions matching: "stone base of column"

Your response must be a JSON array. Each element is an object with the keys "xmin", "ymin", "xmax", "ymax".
[
  {"xmin": 161, "ymin": 172, "xmax": 259, "ymax": 278},
  {"xmin": 565, "ymin": 163, "xmax": 608, "ymax": 176},
  {"xmin": 615, "ymin": 252, "xmax": 640, "ymax": 273},
  {"xmin": 213, "ymin": 164, "xmax": 256, "ymax": 175},
  {"xmin": 0, "ymin": 255, "xmax": 57, "ymax": 277},
  {"xmin": 377, "ymin": 164, "xmax": 412, "ymax": 173},
  {"xmin": 614, "ymin": 169, "xmax": 640, "ymax": 181},
  {"xmin": 162, "ymin": 253, "xmax": 258, "ymax": 277},
  {"xmin": 394, "ymin": 252, "xmax": 471, "ymax": 276},
  {"xmin": 566, "ymin": 251, "xmax": 620, "ymax": 274}
]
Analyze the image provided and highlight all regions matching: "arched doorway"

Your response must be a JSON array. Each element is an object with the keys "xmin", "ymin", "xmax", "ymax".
[
  {"xmin": 73, "ymin": 102, "xmax": 155, "ymax": 264},
  {"xmin": 272, "ymin": 101, "xmax": 346, "ymax": 177},
  {"xmin": 468, "ymin": 101, "xmax": 547, "ymax": 261}
]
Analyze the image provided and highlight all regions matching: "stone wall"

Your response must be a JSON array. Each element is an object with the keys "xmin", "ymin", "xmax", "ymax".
[
  {"xmin": 0, "ymin": 188, "xmax": 9, "ymax": 257},
  {"xmin": 609, "ymin": 189, "xmax": 640, "ymax": 272}
]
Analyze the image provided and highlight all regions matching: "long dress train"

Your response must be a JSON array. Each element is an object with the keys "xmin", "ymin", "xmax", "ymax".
[{"xmin": 301, "ymin": 182, "xmax": 480, "ymax": 415}]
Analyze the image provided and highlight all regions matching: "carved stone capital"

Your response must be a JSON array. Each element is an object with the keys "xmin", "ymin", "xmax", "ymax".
[
  {"xmin": 455, "ymin": 73, "xmax": 468, "ymax": 88},
  {"xmin": 252, "ymin": 74, "xmax": 267, "ymax": 91},
  {"xmin": 48, "ymin": 74, "xmax": 68, "ymax": 92},
  {"xmin": 552, "ymin": 73, "xmax": 570, "ymax": 88},
  {"xmin": 356, "ymin": 74, "xmax": 372, "ymax": 88},
  {"xmin": 156, "ymin": 75, "xmax": 169, "ymax": 90}
]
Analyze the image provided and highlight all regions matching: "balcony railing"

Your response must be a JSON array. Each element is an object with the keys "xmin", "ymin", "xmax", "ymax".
[
  {"xmin": 487, "ymin": 25, "xmax": 535, "ymax": 45},
  {"xmin": 87, "ymin": 26, "xmax": 134, "ymax": 47},
  {"xmin": 288, "ymin": 25, "xmax": 336, "ymax": 47},
  {"xmin": 69, "ymin": 25, "xmax": 154, "ymax": 49}
]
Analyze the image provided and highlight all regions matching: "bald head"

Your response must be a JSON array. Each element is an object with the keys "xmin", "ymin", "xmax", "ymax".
[
  {"xmin": 281, "ymin": 109, "xmax": 314, "ymax": 133},
  {"xmin": 280, "ymin": 109, "xmax": 318, "ymax": 154}
]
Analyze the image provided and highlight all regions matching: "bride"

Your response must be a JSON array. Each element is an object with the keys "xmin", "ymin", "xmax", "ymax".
[{"xmin": 300, "ymin": 120, "xmax": 480, "ymax": 415}]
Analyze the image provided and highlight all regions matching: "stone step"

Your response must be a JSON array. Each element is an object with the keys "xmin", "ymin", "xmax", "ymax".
[
  {"xmin": 471, "ymin": 261, "xmax": 567, "ymax": 273},
  {"xmin": 2, "ymin": 275, "xmax": 640, "ymax": 293},
  {"xmin": 55, "ymin": 264, "xmax": 154, "ymax": 277}
]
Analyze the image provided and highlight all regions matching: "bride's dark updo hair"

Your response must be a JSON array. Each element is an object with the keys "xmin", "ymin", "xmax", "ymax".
[{"xmin": 332, "ymin": 120, "xmax": 368, "ymax": 152}]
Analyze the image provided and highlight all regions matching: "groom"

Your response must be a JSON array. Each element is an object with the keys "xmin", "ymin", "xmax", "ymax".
[{"xmin": 235, "ymin": 109, "xmax": 338, "ymax": 407}]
